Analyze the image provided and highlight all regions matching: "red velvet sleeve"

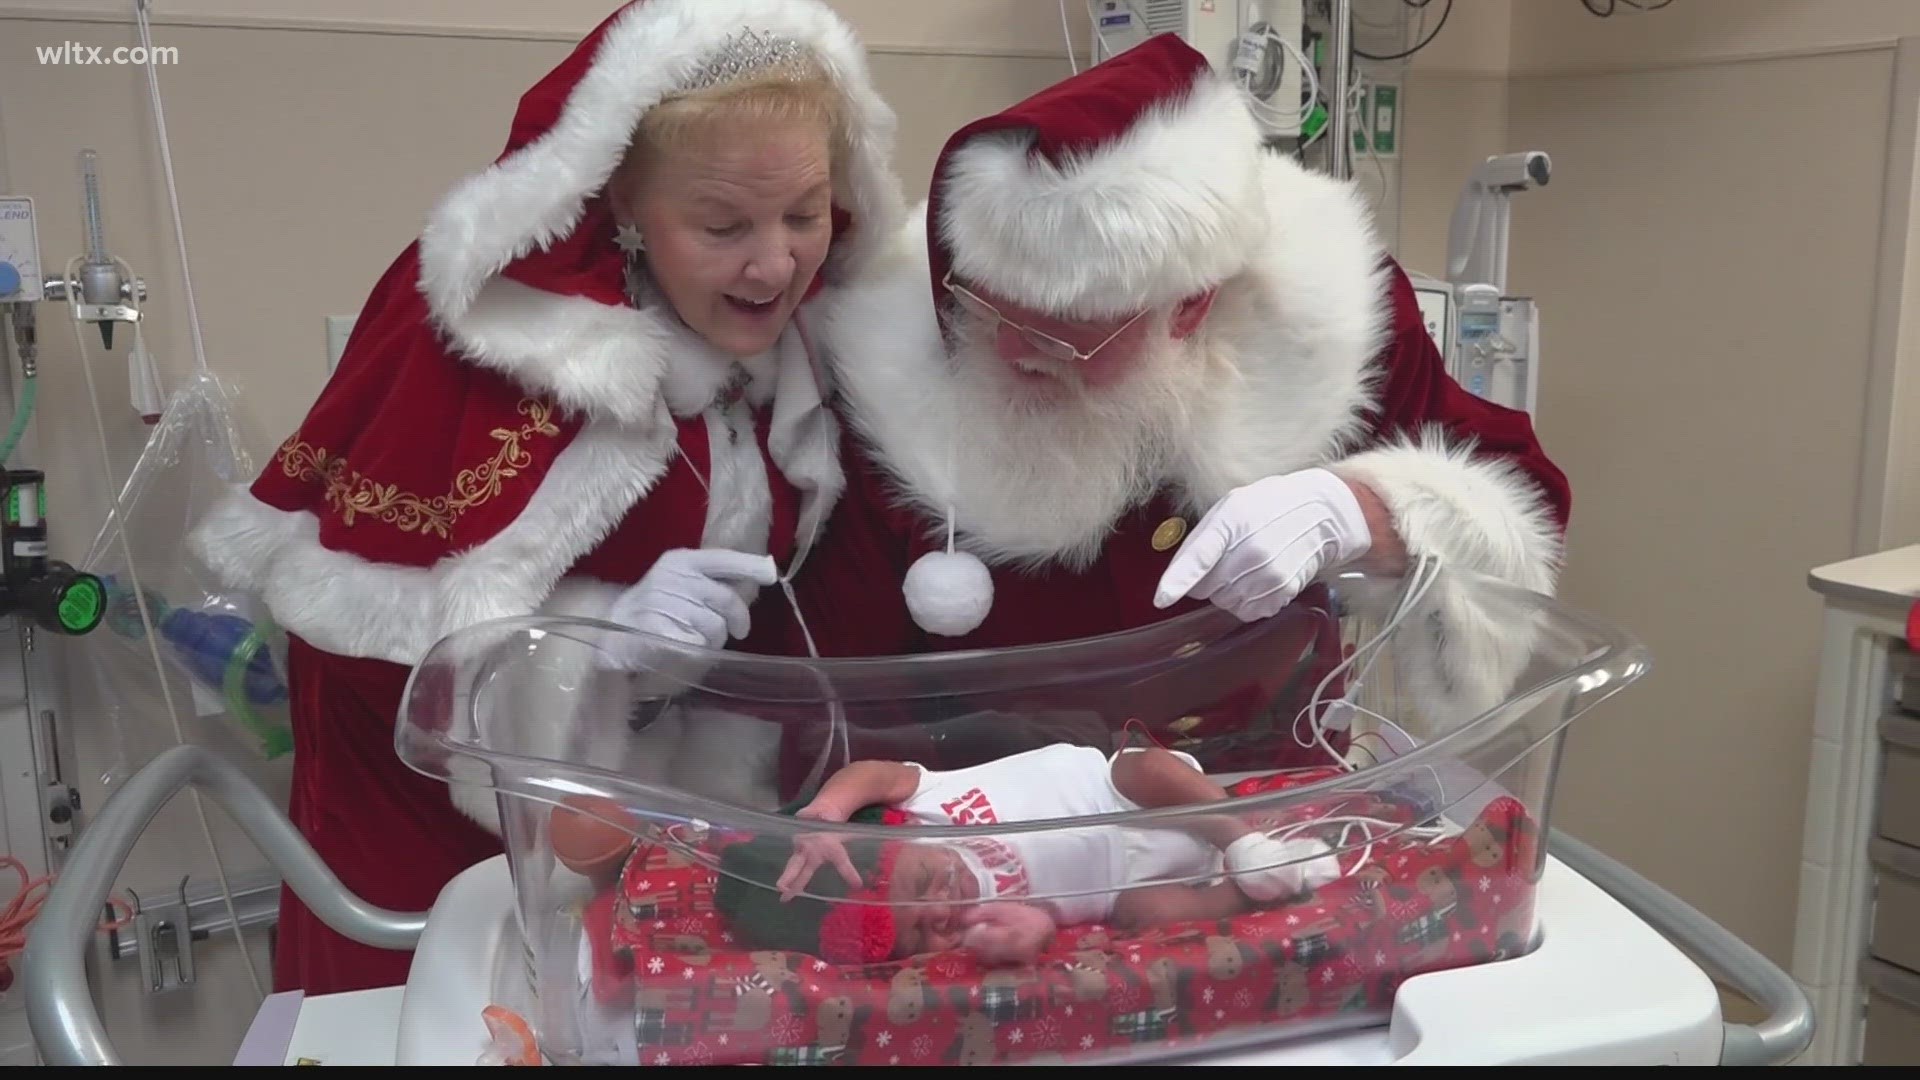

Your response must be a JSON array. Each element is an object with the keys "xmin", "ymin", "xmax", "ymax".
[{"xmin": 1363, "ymin": 260, "xmax": 1571, "ymax": 535}]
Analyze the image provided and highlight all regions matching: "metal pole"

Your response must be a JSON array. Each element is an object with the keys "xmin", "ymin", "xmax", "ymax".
[
  {"xmin": 1549, "ymin": 829, "xmax": 1815, "ymax": 1066},
  {"xmin": 24, "ymin": 745, "xmax": 428, "ymax": 1066},
  {"xmin": 1327, "ymin": 0, "xmax": 1353, "ymax": 180}
]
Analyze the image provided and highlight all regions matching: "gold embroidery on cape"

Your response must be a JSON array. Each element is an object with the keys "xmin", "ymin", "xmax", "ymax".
[{"xmin": 274, "ymin": 398, "xmax": 561, "ymax": 540}]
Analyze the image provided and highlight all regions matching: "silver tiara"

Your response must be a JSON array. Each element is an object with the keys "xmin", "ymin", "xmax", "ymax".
[{"xmin": 682, "ymin": 27, "xmax": 818, "ymax": 92}]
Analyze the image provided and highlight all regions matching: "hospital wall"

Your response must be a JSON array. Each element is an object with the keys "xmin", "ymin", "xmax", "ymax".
[{"xmin": 1500, "ymin": 0, "xmax": 1920, "ymax": 996}]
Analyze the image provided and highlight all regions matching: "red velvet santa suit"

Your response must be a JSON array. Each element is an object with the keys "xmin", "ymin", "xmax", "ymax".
[
  {"xmin": 772, "ymin": 35, "xmax": 1568, "ymax": 792},
  {"xmin": 185, "ymin": 0, "xmax": 904, "ymax": 995}
]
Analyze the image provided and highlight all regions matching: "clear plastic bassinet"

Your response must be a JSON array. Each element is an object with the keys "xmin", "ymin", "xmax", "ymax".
[{"xmin": 394, "ymin": 565, "xmax": 1648, "ymax": 1067}]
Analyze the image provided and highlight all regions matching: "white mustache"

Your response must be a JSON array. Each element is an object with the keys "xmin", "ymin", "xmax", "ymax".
[{"xmin": 1011, "ymin": 353, "xmax": 1073, "ymax": 379}]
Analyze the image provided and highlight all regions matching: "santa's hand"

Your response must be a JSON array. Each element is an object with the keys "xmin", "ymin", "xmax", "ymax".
[
  {"xmin": 1154, "ymin": 469, "xmax": 1371, "ymax": 621},
  {"xmin": 960, "ymin": 902, "xmax": 1057, "ymax": 966},
  {"xmin": 608, "ymin": 548, "xmax": 780, "ymax": 650}
]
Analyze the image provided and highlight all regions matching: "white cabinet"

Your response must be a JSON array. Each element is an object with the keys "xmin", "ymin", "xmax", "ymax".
[{"xmin": 1799, "ymin": 546, "xmax": 1920, "ymax": 1065}]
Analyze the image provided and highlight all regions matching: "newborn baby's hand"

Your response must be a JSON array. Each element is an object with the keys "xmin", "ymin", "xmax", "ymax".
[
  {"xmin": 776, "ymin": 805, "xmax": 862, "ymax": 902},
  {"xmin": 960, "ymin": 903, "xmax": 1056, "ymax": 966}
]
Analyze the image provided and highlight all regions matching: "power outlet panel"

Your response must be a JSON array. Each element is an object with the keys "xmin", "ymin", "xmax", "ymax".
[{"xmin": 325, "ymin": 316, "xmax": 354, "ymax": 373}]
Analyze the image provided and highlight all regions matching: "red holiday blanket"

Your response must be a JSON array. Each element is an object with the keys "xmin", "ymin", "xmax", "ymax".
[{"xmin": 581, "ymin": 772, "xmax": 1542, "ymax": 1066}]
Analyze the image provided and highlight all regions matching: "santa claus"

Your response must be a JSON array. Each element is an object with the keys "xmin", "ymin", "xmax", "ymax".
[{"xmin": 778, "ymin": 34, "xmax": 1568, "ymax": 777}]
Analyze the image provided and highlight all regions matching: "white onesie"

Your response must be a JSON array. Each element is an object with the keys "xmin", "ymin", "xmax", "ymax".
[{"xmin": 892, "ymin": 743, "xmax": 1223, "ymax": 926}]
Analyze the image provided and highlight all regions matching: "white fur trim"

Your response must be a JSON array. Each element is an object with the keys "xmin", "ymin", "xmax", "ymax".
[
  {"xmin": 822, "ymin": 151, "xmax": 1391, "ymax": 569},
  {"xmin": 190, "ymin": 324, "xmax": 842, "ymax": 668},
  {"xmin": 768, "ymin": 314, "xmax": 845, "ymax": 568},
  {"xmin": 705, "ymin": 406, "xmax": 773, "ymax": 552},
  {"xmin": 414, "ymin": 0, "xmax": 902, "ymax": 424},
  {"xmin": 435, "ymin": 276, "xmax": 675, "ymax": 428},
  {"xmin": 446, "ymin": 767, "xmax": 503, "ymax": 835},
  {"xmin": 1326, "ymin": 425, "xmax": 1565, "ymax": 732},
  {"xmin": 188, "ymin": 415, "xmax": 680, "ymax": 667},
  {"xmin": 935, "ymin": 69, "xmax": 1266, "ymax": 320},
  {"xmin": 456, "ymin": 372, "xmax": 825, "ymax": 837},
  {"xmin": 193, "ymin": 369, "xmax": 837, "ymax": 834},
  {"xmin": 1329, "ymin": 426, "xmax": 1563, "ymax": 599}
]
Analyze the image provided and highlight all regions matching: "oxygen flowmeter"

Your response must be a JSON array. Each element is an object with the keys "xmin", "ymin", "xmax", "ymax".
[{"xmin": 0, "ymin": 470, "xmax": 104, "ymax": 635}]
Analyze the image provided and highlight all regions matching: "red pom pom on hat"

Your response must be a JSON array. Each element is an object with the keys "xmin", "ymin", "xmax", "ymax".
[
  {"xmin": 818, "ymin": 899, "xmax": 896, "ymax": 965},
  {"xmin": 816, "ymin": 838, "xmax": 906, "ymax": 964}
]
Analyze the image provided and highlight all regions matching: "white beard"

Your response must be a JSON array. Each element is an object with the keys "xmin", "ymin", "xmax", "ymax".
[{"xmin": 921, "ymin": 314, "xmax": 1225, "ymax": 571}]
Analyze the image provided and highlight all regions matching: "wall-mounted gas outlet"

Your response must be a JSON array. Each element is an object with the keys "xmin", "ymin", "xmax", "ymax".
[
  {"xmin": 1353, "ymin": 81, "xmax": 1401, "ymax": 159},
  {"xmin": 325, "ymin": 316, "xmax": 354, "ymax": 373}
]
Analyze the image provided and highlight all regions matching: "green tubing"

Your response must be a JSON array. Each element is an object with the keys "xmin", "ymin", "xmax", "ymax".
[
  {"xmin": 0, "ymin": 373, "xmax": 35, "ymax": 467},
  {"xmin": 223, "ymin": 624, "xmax": 293, "ymax": 760}
]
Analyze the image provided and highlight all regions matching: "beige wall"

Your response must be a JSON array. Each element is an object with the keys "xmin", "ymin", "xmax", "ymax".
[
  {"xmin": 1511, "ymin": 0, "xmax": 1920, "ymax": 74},
  {"xmin": 1509, "ymin": 45, "xmax": 1896, "ymax": 971},
  {"xmin": 1497, "ymin": 0, "xmax": 1920, "ymax": 975}
]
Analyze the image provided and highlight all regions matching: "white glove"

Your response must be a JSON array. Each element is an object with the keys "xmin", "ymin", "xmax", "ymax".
[
  {"xmin": 1154, "ymin": 468, "xmax": 1371, "ymax": 621},
  {"xmin": 607, "ymin": 548, "xmax": 780, "ymax": 650}
]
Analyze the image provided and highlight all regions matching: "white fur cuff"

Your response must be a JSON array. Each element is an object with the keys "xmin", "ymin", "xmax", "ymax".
[
  {"xmin": 1327, "ymin": 427, "xmax": 1565, "ymax": 733},
  {"xmin": 1330, "ymin": 426, "xmax": 1562, "ymax": 598}
]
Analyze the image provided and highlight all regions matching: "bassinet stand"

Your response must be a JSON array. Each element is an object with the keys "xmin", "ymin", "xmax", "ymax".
[{"xmin": 25, "ymin": 746, "xmax": 1815, "ymax": 1066}]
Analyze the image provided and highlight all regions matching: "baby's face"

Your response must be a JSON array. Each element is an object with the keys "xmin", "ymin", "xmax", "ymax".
[{"xmin": 884, "ymin": 844, "xmax": 979, "ymax": 957}]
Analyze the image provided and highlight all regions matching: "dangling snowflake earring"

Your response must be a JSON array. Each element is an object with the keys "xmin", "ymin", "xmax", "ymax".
[
  {"xmin": 614, "ymin": 222, "xmax": 652, "ymax": 306},
  {"xmin": 613, "ymin": 222, "xmax": 647, "ymax": 255},
  {"xmin": 904, "ymin": 507, "xmax": 993, "ymax": 638}
]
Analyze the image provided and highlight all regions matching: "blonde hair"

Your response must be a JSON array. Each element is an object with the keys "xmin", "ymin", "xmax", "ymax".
[
  {"xmin": 613, "ymin": 65, "xmax": 848, "ymax": 196},
  {"xmin": 643, "ymin": 66, "xmax": 846, "ymax": 151}
]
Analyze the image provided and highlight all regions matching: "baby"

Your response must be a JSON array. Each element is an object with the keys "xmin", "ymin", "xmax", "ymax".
[{"xmin": 713, "ymin": 742, "xmax": 1342, "ymax": 966}]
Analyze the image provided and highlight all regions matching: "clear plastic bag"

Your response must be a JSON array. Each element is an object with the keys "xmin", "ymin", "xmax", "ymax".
[{"xmin": 73, "ymin": 369, "xmax": 292, "ymax": 784}]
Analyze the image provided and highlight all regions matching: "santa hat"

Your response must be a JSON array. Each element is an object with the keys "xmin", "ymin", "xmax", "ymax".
[
  {"xmin": 712, "ymin": 810, "xmax": 914, "ymax": 966},
  {"xmin": 899, "ymin": 34, "xmax": 1266, "ymax": 638},
  {"xmin": 414, "ymin": 0, "xmax": 904, "ymax": 427},
  {"xmin": 815, "ymin": 839, "xmax": 908, "ymax": 964},
  {"xmin": 925, "ymin": 33, "xmax": 1267, "ymax": 324}
]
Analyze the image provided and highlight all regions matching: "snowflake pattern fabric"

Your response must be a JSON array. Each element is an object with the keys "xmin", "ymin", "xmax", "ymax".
[{"xmin": 582, "ymin": 771, "xmax": 1542, "ymax": 1066}]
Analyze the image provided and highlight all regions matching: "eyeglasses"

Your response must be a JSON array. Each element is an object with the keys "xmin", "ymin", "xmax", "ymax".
[{"xmin": 942, "ymin": 271, "xmax": 1147, "ymax": 363}]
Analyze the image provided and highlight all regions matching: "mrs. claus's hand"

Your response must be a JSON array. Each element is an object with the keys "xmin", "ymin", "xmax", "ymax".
[{"xmin": 1153, "ymin": 468, "xmax": 1373, "ymax": 621}]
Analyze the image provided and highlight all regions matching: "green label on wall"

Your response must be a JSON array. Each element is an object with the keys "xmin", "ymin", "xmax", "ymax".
[{"xmin": 1373, "ymin": 84, "xmax": 1398, "ymax": 155}]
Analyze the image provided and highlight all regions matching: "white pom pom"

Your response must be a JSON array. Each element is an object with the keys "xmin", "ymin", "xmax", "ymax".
[{"xmin": 904, "ymin": 549, "xmax": 994, "ymax": 637}]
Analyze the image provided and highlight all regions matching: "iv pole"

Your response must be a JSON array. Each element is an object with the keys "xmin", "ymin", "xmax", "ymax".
[{"xmin": 1327, "ymin": 0, "xmax": 1352, "ymax": 180}]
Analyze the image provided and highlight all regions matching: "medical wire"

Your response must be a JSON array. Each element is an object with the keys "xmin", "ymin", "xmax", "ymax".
[
  {"xmin": 1059, "ymin": 0, "xmax": 1080, "ymax": 74},
  {"xmin": 71, "ymin": 316, "xmax": 263, "ymax": 998},
  {"xmin": 133, "ymin": 0, "xmax": 208, "ymax": 378},
  {"xmin": 1238, "ymin": 27, "xmax": 1321, "ymax": 133},
  {"xmin": 49, "ymin": 0, "xmax": 265, "ymax": 999},
  {"xmin": 664, "ymin": 426, "xmax": 850, "ymax": 789},
  {"xmin": 1226, "ymin": 552, "xmax": 1453, "ymax": 878},
  {"xmin": 1059, "ymin": 1, "xmax": 1321, "ymax": 132},
  {"xmin": 1290, "ymin": 550, "xmax": 1441, "ymax": 757},
  {"xmin": 1354, "ymin": 0, "xmax": 1451, "ymax": 62},
  {"xmin": 630, "ymin": 278, "xmax": 852, "ymax": 799}
]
